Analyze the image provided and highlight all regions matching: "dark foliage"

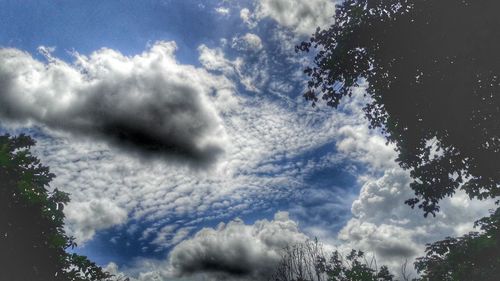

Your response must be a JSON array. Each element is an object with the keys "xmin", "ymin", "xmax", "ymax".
[
  {"xmin": 270, "ymin": 239, "xmax": 397, "ymax": 281},
  {"xmin": 298, "ymin": 0, "xmax": 500, "ymax": 216},
  {"xmin": 318, "ymin": 250, "xmax": 395, "ymax": 281},
  {"xmin": 0, "ymin": 134, "xmax": 113, "ymax": 281},
  {"xmin": 414, "ymin": 207, "xmax": 500, "ymax": 280}
]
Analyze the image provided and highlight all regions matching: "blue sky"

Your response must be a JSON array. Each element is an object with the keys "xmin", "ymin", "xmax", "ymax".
[
  {"xmin": 0, "ymin": 1, "xmax": 495, "ymax": 280},
  {"xmin": 2, "ymin": 1, "xmax": 217, "ymax": 60}
]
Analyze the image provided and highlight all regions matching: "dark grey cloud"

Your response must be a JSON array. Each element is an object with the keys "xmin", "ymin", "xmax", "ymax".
[
  {"xmin": 168, "ymin": 212, "xmax": 308, "ymax": 280},
  {"xmin": 0, "ymin": 43, "xmax": 231, "ymax": 167}
]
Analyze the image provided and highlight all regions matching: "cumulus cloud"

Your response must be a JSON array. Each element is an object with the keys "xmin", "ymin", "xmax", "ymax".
[
  {"xmin": 0, "ymin": 42, "xmax": 232, "ymax": 167},
  {"xmin": 99, "ymin": 212, "xmax": 311, "ymax": 281},
  {"xmin": 65, "ymin": 199, "xmax": 128, "ymax": 244},
  {"xmin": 339, "ymin": 219, "xmax": 421, "ymax": 259},
  {"xmin": 255, "ymin": 0, "xmax": 336, "ymax": 35},
  {"xmin": 168, "ymin": 211, "xmax": 308, "ymax": 280},
  {"xmin": 336, "ymin": 125, "xmax": 396, "ymax": 171},
  {"xmin": 332, "ymin": 122, "xmax": 497, "ymax": 276}
]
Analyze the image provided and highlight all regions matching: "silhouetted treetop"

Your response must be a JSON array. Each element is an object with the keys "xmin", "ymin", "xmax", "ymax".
[
  {"xmin": 298, "ymin": 0, "xmax": 500, "ymax": 215},
  {"xmin": 0, "ymin": 134, "xmax": 113, "ymax": 281},
  {"xmin": 414, "ymin": 207, "xmax": 500, "ymax": 280},
  {"xmin": 269, "ymin": 239, "xmax": 397, "ymax": 281}
]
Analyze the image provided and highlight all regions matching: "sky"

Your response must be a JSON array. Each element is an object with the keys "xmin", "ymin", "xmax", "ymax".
[{"xmin": 0, "ymin": 1, "xmax": 496, "ymax": 280}]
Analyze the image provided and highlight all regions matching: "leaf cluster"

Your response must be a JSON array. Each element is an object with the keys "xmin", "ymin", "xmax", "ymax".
[
  {"xmin": 414, "ymin": 207, "xmax": 500, "ymax": 280},
  {"xmin": 0, "ymin": 134, "xmax": 114, "ymax": 281},
  {"xmin": 317, "ymin": 250, "xmax": 395, "ymax": 281},
  {"xmin": 298, "ymin": 0, "xmax": 500, "ymax": 216}
]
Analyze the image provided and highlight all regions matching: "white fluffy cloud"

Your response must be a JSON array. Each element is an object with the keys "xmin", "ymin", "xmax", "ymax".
[
  {"xmin": 255, "ymin": 0, "xmax": 336, "ymax": 35},
  {"xmin": 332, "ymin": 122, "xmax": 497, "ymax": 276},
  {"xmin": 336, "ymin": 125, "xmax": 397, "ymax": 171},
  {"xmin": 231, "ymin": 33, "xmax": 263, "ymax": 51},
  {"xmin": 0, "ymin": 42, "xmax": 231, "ymax": 167},
  {"xmin": 65, "ymin": 199, "xmax": 128, "ymax": 244}
]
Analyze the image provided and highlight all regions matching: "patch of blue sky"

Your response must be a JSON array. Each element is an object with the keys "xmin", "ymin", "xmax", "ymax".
[
  {"xmin": 73, "ymin": 224, "xmax": 164, "ymax": 267},
  {"xmin": 0, "ymin": 125, "xmax": 51, "ymax": 145},
  {"xmin": 0, "ymin": 0, "xmax": 248, "ymax": 65}
]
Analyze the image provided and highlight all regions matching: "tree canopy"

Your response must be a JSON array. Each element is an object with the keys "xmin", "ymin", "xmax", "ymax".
[
  {"xmin": 0, "ymin": 134, "xmax": 113, "ymax": 281},
  {"xmin": 297, "ymin": 0, "xmax": 500, "ymax": 215},
  {"xmin": 414, "ymin": 207, "xmax": 500, "ymax": 280}
]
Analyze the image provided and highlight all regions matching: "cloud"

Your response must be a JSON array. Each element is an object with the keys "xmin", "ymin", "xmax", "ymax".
[
  {"xmin": 103, "ymin": 260, "xmax": 170, "ymax": 281},
  {"xmin": 100, "ymin": 212, "xmax": 311, "ymax": 281},
  {"xmin": 23, "ymin": 85, "xmax": 357, "ymax": 250},
  {"xmin": 198, "ymin": 45, "xmax": 239, "ymax": 76},
  {"xmin": 336, "ymin": 125, "xmax": 397, "ymax": 171},
  {"xmin": 0, "ymin": 42, "xmax": 232, "ymax": 167},
  {"xmin": 25, "ymin": 70, "xmax": 493, "ymax": 279},
  {"xmin": 168, "ymin": 211, "xmax": 308, "ymax": 280},
  {"xmin": 339, "ymin": 219, "xmax": 421, "ymax": 259},
  {"xmin": 331, "ymin": 122, "xmax": 497, "ymax": 276},
  {"xmin": 198, "ymin": 44, "xmax": 268, "ymax": 92},
  {"xmin": 2, "ymin": 34, "xmax": 366, "ymax": 258},
  {"xmin": 231, "ymin": 33, "xmax": 263, "ymax": 51},
  {"xmin": 215, "ymin": 7, "xmax": 230, "ymax": 16},
  {"xmin": 65, "ymin": 199, "xmax": 128, "ymax": 244},
  {"xmin": 2, "ymin": 11, "xmax": 494, "ymax": 281},
  {"xmin": 12, "ymin": 39, "xmax": 488, "ymax": 280},
  {"xmin": 151, "ymin": 225, "xmax": 195, "ymax": 251},
  {"xmin": 255, "ymin": 0, "xmax": 336, "ymax": 35},
  {"xmin": 239, "ymin": 8, "xmax": 258, "ymax": 29}
]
